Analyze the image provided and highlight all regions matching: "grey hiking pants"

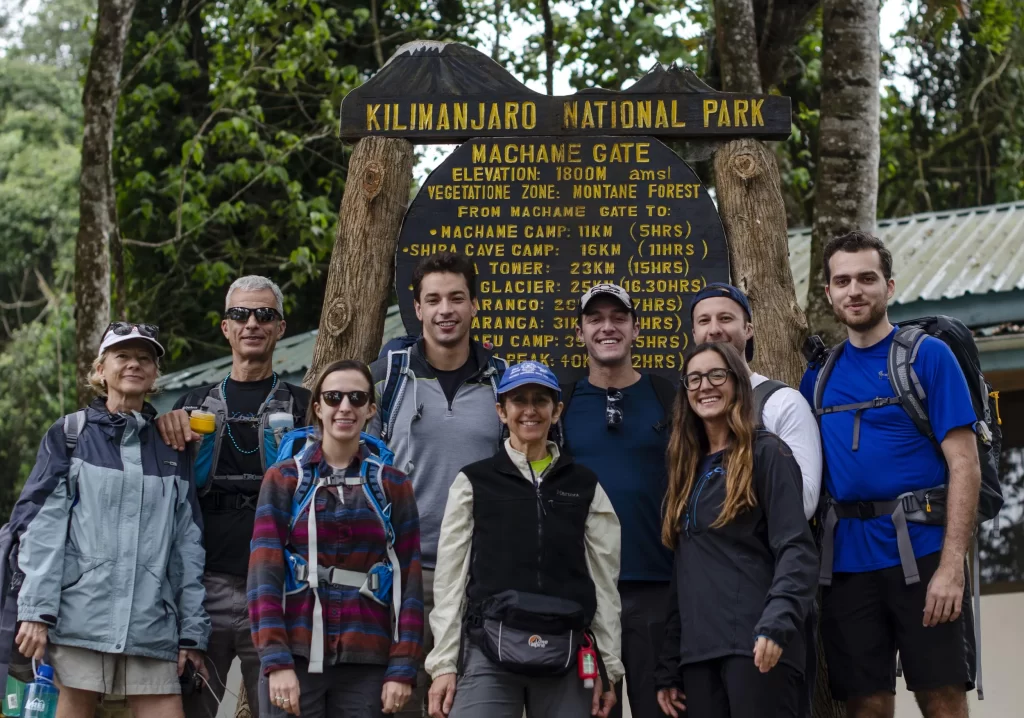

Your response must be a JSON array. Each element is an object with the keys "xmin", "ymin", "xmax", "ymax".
[
  {"xmin": 448, "ymin": 643, "xmax": 592, "ymax": 718},
  {"xmin": 183, "ymin": 572, "xmax": 261, "ymax": 718},
  {"xmin": 258, "ymin": 660, "xmax": 387, "ymax": 718}
]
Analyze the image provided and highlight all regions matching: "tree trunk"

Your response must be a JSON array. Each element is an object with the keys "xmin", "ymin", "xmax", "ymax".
[
  {"xmin": 539, "ymin": 0, "xmax": 555, "ymax": 95},
  {"xmin": 714, "ymin": 139, "xmax": 807, "ymax": 387},
  {"xmin": 713, "ymin": 0, "xmax": 806, "ymax": 388},
  {"xmin": 74, "ymin": 0, "xmax": 138, "ymax": 405},
  {"xmin": 807, "ymin": 0, "xmax": 880, "ymax": 345},
  {"xmin": 304, "ymin": 136, "xmax": 414, "ymax": 387}
]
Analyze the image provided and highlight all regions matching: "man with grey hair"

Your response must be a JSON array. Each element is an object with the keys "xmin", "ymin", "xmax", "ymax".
[{"xmin": 156, "ymin": 275, "xmax": 311, "ymax": 717}]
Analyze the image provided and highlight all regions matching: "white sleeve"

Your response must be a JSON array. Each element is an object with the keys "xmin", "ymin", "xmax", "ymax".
[
  {"xmin": 585, "ymin": 484, "xmax": 625, "ymax": 684},
  {"xmin": 763, "ymin": 387, "xmax": 822, "ymax": 520},
  {"xmin": 425, "ymin": 473, "xmax": 474, "ymax": 678}
]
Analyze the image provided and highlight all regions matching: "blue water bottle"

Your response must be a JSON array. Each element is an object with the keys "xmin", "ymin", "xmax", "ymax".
[{"xmin": 22, "ymin": 664, "xmax": 58, "ymax": 718}]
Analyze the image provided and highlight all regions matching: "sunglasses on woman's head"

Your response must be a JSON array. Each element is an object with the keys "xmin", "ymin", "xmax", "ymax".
[
  {"xmin": 224, "ymin": 306, "xmax": 282, "ymax": 323},
  {"xmin": 320, "ymin": 390, "xmax": 371, "ymax": 408},
  {"xmin": 105, "ymin": 322, "xmax": 160, "ymax": 340},
  {"xmin": 683, "ymin": 368, "xmax": 733, "ymax": 392}
]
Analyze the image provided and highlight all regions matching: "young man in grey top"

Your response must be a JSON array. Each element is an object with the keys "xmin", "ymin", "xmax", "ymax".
[{"xmin": 367, "ymin": 252, "xmax": 506, "ymax": 717}]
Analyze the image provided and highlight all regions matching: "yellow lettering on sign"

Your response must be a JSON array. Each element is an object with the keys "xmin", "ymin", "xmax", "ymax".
[
  {"xmin": 454, "ymin": 103, "xmax": 468, "ymax": 130},
  {"xmin": 471, "ymin": 102, "xmax": 485, "ymax": 130},
  {"xmin": 751, "ymin": 98, "xmax": 764, "ymax": 126},
  {"xmin": 703, "ymin": 99, "xmax": 718, "ymax": 127},
  {"xmin": 563, "ymin": 101, "xmax": 578, "ymax": 129},
  {"xmin": 655, "ymin": 101, "xmax": 669, "ymax": 129},
  {"xmin": 581, "ymin": 102, "xmax": 596, "ymax": 129},
  {"xmin": 671, "ymin": 100, "xmax": 685, "ymax": 128},
  {"xmin": 487, "ymin": 103, "xmax": 502, "ymax": 129},
  {"xmin": 504, "ymin": 101, "xmax": 520, "ymax": 130},
  {"xmin": 734, "ymin": 99, "xmax": 749, "ymax": 127},
  {"xmin": 637, "ymin": 101, "xmax": 652, "ymax": 128},
  {"xmin": 522, "ymin": 101, "xmax": 537, "ymax": 129},
  {"xmin": 366, "ymin": 104, "xmax": 381, "ymax": 130},
  {"xmin": 392, "ymin": 104, "xmax": 407, "ymax": 130},
  {"xmin": 418, "ymin": 103, "xmax": 433, "ymax": 130},
  {"xmin": 717, "ymin": 100, "xmax": 731, "ymax": 127},
  {"xmin": 437, "ymin": 104, "xmax": 451, "ymax": 130}
]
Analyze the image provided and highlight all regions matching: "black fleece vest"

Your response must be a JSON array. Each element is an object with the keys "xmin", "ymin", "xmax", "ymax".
[{"xmin": 462, "ymin": 447, "xmax": 598, "ymax": 624}]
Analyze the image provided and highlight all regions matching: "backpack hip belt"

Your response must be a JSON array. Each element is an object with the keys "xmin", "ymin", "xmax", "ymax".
[{"xmin": 819, "ymin": 485, "xmax": 945, "ymax": 587}]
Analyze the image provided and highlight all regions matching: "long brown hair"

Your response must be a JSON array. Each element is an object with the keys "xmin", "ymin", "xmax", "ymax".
[{"xmin": 662, "ymin": 342, "xmax": 757, "ymax": 547}]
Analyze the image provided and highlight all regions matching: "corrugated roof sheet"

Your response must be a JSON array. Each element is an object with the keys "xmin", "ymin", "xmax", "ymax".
[
  {"xmin": 790, "ymin": 201, "xmax": 1024, "ymax": 308},
  {"xmin": 159, "ymin": 305, "xmax": 408, "ymax": 392}
]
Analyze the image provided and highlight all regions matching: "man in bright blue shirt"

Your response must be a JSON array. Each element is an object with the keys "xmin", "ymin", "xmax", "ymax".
[
  {"xmin": 561, "ymin": 284, "xmax": 674, "ymax": 718},
  {"xmin": 802, "ymin": 232, "xmax": 981, "ymax": 718}
]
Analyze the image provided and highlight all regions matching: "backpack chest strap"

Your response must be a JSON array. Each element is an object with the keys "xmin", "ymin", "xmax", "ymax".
[{"xmin": 816, "ymin": 396, "xmax": 904, "ymax": 450}]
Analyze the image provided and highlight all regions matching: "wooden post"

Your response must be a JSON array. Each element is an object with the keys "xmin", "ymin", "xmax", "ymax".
[
  {"xmin": 713, "ymin": 139, "xmax": 807, "ymax": 387},
  {"xmin": 304, "ymin": 136, "xmax": 414, "ymax": 386}
]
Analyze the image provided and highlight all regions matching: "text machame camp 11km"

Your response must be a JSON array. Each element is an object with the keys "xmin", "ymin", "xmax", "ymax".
[{"xmin": 340, "ymin": 42, "xmax": 793, "ymax": 382}]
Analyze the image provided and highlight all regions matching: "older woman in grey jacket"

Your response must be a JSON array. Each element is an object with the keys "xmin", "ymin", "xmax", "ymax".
[{"xmin": 14, "ymin": 323, "xmax": 210, "ymax": 718}]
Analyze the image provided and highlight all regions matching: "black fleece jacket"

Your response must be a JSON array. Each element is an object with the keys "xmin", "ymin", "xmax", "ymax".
[{"xmin": 655, "ymin": 431, "xmax": 817, "ymax": 686}]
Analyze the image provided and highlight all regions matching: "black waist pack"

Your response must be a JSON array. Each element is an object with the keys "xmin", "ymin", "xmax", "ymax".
[{"xmin": 470, "ymin": 590, "xmax": 586, "ymax": 677}]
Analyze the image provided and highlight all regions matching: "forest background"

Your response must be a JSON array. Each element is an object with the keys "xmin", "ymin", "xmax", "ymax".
[{"xmin": 0, "ymin": 0, "xmax": 1022, "ymax": 513}]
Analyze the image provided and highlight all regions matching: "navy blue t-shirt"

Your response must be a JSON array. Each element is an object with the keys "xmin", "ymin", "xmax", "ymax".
[
  {"xmin": 563, "ymin": 375, "xmax": 674, "ymax": 582},
  {"xmin": 800, "ymin": 327, "xmax": 976, "ymax": 573}
]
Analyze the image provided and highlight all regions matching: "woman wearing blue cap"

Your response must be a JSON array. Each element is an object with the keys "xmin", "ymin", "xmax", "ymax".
[{"xmin": 423, "ymin": 361, "xmax": 623, "ymax": 718}]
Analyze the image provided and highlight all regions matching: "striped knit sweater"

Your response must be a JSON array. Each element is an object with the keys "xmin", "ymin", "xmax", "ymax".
[{"xmin": 247, "ymin": 441, "xmax": 424, "ymax": 682}]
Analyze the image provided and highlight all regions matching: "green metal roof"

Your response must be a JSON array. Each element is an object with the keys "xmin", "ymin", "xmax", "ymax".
[{"xmin": 158, "ymin": 305, "xmax": 408, "ymax": 393}]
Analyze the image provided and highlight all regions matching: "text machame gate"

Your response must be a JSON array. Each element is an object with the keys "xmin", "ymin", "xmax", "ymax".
[{"xmin": 340, "ymin": 41, "xmax": 792, "ymax": 382}]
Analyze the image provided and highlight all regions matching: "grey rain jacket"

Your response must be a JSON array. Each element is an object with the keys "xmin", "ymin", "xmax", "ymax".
[
  {"xmin": 655, "ymin": 431, "xmax": 817, "ymax": 684},
  {"xmin": 15, "ymin": 399, "xmax": 210, "ymax": 661}
]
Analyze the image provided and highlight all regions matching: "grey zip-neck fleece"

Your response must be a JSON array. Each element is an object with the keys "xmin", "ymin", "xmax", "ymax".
[{"xmin": 368, "ymin": 341, "xmax": 504, "ymax": 568}]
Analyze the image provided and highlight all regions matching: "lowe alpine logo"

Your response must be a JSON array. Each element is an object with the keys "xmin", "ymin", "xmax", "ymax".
[
  {"xmin": 528, "ymin": 635, "xmax": 548, "ymax": 649},
  {"xmin": 25, "ymin": 698, "xmax": 47, "ymax": 711}
]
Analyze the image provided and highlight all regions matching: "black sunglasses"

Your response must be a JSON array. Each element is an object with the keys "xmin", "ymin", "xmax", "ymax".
[
  {"xmin": 606, "ymin": 388, "xmax": 623, "ymax": 429},
  {"xmin": 224, "ymin": 306, "xmax": 282, "ymax": 323},
  {"xmin": 105, "ymin": 322, "xmax": 159, "ymax": 340},
  {"xmin": 320, "ymin": 390, "xmax": 371, "ymax": 409},
  {"xmin": 684, "ymin": 368, "xmax": 734, "ymax": 392}
]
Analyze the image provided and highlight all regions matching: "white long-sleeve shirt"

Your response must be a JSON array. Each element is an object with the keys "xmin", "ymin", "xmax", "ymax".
[{"xmin": 425, "ymin": 439, "xmax": 624, "ymax": 683}]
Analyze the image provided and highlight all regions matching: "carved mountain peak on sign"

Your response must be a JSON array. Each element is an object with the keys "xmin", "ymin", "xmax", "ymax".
[
  {"xmin": 366, "ymin": 41, "xmax": 532, "ymax": 96},
  {"xmin": 626, "ymin": 63, "xmax": 717, "ymax": 94}
]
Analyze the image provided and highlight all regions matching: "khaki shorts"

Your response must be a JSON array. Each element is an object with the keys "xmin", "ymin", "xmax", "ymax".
[{"xmin": 50, "ymin": 645, "xmax": 180, "ymax": 696}]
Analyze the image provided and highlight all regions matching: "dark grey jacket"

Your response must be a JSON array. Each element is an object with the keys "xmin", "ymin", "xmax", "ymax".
[{"xmin": 655, "ymin": 431, "xmax": 817, "ymax": 684}]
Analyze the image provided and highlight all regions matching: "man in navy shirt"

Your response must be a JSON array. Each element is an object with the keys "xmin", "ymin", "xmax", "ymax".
[
  {"xmin": 561, "ymin": 284, "xmax": 674, "ymax": 718},
  {"xmin": 802, "ymin": 232, "xmax": 980, "ymax": 718}
]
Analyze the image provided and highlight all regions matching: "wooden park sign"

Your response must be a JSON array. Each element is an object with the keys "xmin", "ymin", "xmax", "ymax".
[{"xmin": 338, "ymin": 42, "xmax": 792, "ymax": 382}]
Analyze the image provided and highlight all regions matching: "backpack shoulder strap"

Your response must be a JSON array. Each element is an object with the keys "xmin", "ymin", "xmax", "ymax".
[
  {"xmin": 559, "ymin": 380, "xmax": 579, "ymax": 414},
  {"xmin": 379, "ymin": 349, "xmax": 412, "ymax": 442},
  {"xmin": 649, "ymin": 374, "xmax": 677, "ymax": 418},
  {"xmin": 362, "ymin": 458, "xmax": 394, "ymax": 545},
  {"xmin": 753, "ymin": 380, "xmax": 788, "ymax": 430},
  {"xmin": 63, "ymin": 410, "xmax": 87, "ymax": 454},
  {"xmin": 888, "ymin": 326, "xmax": 933, "ymax": 441},
  {"xmin": 812, "ymin": 342, "xmax": 846, "ymax": 415},
  {"xmin": 485, "ymin": 355, "xmax": 508, "ymax": 401}
]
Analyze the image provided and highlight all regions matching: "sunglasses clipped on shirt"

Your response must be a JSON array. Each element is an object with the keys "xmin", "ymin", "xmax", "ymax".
[
  {"xmin": 320, "ymin": 390, "xmax": 371, "ymax": 409},
  {"xmin": 683, "ymin": 368, "xmax": 735, "ymax": 392},
  {"xmin": 606, "ymin": 388, "xmax": 624, "ymax": 429},
  {"xmin": 105, "ymin": 321, "xmax": 160, "ymax": 340},
  {"xmin": 224, "ymin": 306, "xmax": 283, "ymax": 324}
]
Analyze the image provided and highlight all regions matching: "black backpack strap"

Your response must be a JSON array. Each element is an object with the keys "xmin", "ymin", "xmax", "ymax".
[
  {"xmin": 554, "ymin": 380, "xmax": 581, "ymax": 448},
  {"xmin": 63, "ymin": 409, "xmax": 87, "ymax": 453},
  {"xmin": 887, "ymin": 326, "xmax": 934, "ymax": 442},
  {"xmin": 753, "ymin": 380, "xmax": 788, "ymax": 430},
  {"xmin": 650, "ymin": 374, "xmax": 677, "ymax": 431},
  {"xmin": 811, "ymin": 342, "xmax": 844, "ymax": 417}
]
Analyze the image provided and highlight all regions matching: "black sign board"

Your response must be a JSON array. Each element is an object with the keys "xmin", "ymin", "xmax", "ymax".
[
  {"xmin": 341, "ymin": 42, "xmax": 791, "ymax": 142},
  {"xmin": 395, "ymin": 136, "xmax": 730, "ymax": 382}
]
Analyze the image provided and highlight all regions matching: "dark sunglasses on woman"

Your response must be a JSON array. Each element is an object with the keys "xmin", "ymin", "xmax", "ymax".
[
  {"xmin": 320, "ymin": 390, "xmax": 371, "ymax": 408},
  {"xmin": 105, "ymin": 322, "xmax": 160, "ymax": 340},
  {"xmin": 224, "ymin": 306, "xmax": 282, "ymax": 323}
]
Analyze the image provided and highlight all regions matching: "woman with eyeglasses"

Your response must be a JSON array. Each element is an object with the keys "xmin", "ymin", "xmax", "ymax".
[
  {"xmin": 11, "ymin": 323, "xmax": 210, "ymax": 717},
  {"xmin": 654, "ymin": 343, "xmax": 817, "ymax": 718},
  {"xmin": 248, "ymin": 359, "xmax": 423, "ymax": 718}
]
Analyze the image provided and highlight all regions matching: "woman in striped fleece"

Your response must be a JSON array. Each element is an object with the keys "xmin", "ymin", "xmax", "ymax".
[{"xmin": 248, "ymin": 359, "xmax": 424, "ymax": 717}]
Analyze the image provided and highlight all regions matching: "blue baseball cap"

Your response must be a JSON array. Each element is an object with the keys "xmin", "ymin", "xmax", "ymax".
[
  {"xmin": 689, "ymin": 282, "xmax": 754, "ymax": 361},
  {"xmin": 497, "ymin": 361, "xmax": 561, "ymax": 398}
]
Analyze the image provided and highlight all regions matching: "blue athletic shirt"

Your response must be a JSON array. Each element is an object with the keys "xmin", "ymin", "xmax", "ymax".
[
  {"xmin": 563, "ymin": 375, "xmax": 674, "ymax": 582},
  {"xmin": 800, "ymin": 327, "xmax": 977, "ymax": 573}
]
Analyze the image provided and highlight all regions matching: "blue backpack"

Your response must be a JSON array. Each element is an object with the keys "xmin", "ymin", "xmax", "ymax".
[{"xmin": 273, "ymin": 427, "xmax": 401, "ymax": 666}]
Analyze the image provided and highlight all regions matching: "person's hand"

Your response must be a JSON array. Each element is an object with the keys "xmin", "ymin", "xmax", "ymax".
[
  {"xmin": 427, "ymin": 674, "xmax": 457, "ymax": 718},
  {"xmin": 382, "ymin": 680, "xmax": 412, "ymax": 714},
  {"xmin": 753, "ymin": 635, "xmax": 783, "ymax": 673},
  {"xmin": 177, "ymin": 649, "xmax": 208, "ymax": 680},
  {"xmin": 268, "ymin": 668, "xmax": 301, "ymax": 716},
  {"xmin": 923, "ymin": 560, "xmax": 965, "ymax": 627},
  {"xmin": 15, "ymin": 621, "xmax": 47, "ymax": 661},
  {"xmin": 156, "ymin": 409, "xmax": 200, "ymax": 451},
  {"xmin": 656, "ymin": 687, "xmax": 687, "ymax": 717},
  {"xmin": 591, "ymin": 675, "xmax": 616, "ymax": 718}
]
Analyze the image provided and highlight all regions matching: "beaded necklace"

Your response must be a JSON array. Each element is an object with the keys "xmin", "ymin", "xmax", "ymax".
[{"xmin": 221, "ymin": 372, "xmax": 278, "ymax": 455}]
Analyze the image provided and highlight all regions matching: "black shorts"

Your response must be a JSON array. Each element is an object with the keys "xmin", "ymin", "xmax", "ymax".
[{"xmin": 821, "ymin": 550, "xmax": 976, "ymax": 701}]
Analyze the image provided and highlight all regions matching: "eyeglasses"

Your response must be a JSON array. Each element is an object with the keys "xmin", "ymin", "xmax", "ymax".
[
  {"xmin": 105, "ymin": 322, "xmax": 160, "ymax": 340},
  {"xmin": 683, "ymin": 368, "xmax": 734, "ymax": 392},
  {"xmin": 320, "ymin": 390, "xmax": 371, "ymax": 408},
  {"xmin": 224, "ymin": 306, "xmax": 282, "ymax": 323},
  {"xmin": 606, "ymin": 388, "xmax": 623, "ymax": 429}
]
